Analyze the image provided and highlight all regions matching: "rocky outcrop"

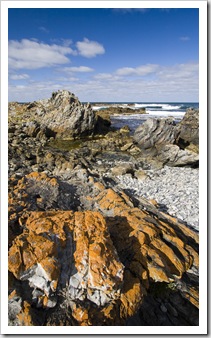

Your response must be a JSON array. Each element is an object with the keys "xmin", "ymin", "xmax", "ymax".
[
  {"xmin": 9, "ymin": 210, "xmax": 124, "ymax": 311},
  {"xmin": 9, "ymin": 90, "xmax": 111, "ymax": 140},
  {"xmin": 134, "ymin": 118, "xmax": 176, "ymax": 149},
  {"xmin": 27, "ymin": 90, "xmax": 97, "ymax": 139},
  {"xmin": 8, "ymin": 172, "xmax": 199, "ymax": 326},
  {"xmin": 133, "ymin": 110, "xmax": 199, "ymax": 167},
  {"xmin": 175, "ymin": 108, "xmax": 199, "ymax": 153},
  {"xmin": 101, "ymin": 106, "xmax": 146, "ymax": 115}
]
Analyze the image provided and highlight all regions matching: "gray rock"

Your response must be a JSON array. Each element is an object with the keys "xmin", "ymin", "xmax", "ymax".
[
  {"xmin": 134, "ymin": 117, "xmax": 176, "ymax": 149},
  {"xmin": 160, "ymin": 303, "xmax": 168, "ymax": 313},
  {"xmin": 133, "ymin": 112, "xmax": 199, "ymax": 167},
  {"xmin": 39, "ymin": 90, "xmax": 97, "ymax": 138},
  {"xmin": 8, "ymin": 296, "xmax": 22, "ymax": 323},
  {"xmin": 175, "ymin": 108, "xmax": 199, "ymax": 151},
  {"xmin": 156, "ymin": 144, "xmax": 199, "ymax": 167},
  {"xmin": 111, "ymin": 163, "xmax": 134, "ymax": 176}
]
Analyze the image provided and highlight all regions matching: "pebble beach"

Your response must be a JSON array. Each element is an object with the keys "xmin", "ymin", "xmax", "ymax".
[{"xmin": 116, "ymin": 166, "xmax": 199, "ymax": 231}]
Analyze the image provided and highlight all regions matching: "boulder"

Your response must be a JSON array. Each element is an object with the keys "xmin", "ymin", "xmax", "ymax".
[
  {"xmin": 8, "ymin": 90, "xmax": 98, "ymax": 139},
  {"xmin": 37, "ymin": 90, "xmax": 97, "ymax": 139},
  {"xmin": 156, "ymin": 144, "xmax": 199, "ymax": 167},
  {"xmin": 133, "ymin": 117, "xmax": 176, "ymax": 149},
  {"xmin": 175, "ymin": 108, "xmax": 199, "ymax": 152},
  {"xmin": 133, "ymin": 111, "xmax": 199, "ymax": 167},
  {"xmin": 8, "ymin": 210, "xmax": 125, "ymax": 321}
]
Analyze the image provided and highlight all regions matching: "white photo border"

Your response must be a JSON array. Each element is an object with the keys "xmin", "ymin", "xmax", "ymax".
[{"xmin": 1, "ymin": 0, "xmax": 207, "ymax": 335}]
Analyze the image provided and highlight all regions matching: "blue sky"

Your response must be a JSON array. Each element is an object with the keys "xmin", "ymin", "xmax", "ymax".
[{"xmin": 8, "ymin": 8, "xmax": 199, "ymax": 102}]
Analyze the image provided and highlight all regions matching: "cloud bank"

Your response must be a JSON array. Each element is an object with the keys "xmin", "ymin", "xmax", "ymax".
[
  {"xmin": 9, "ymin": 39, "xmax": 74, "ymax": 69},
  {"xmin": 76, "ymin": 38, "xmax": 105, "ymax": 58},
  {"xmin": 9, "ymin": 38, "xmax": 105, "ymax": 70},
  {"xmin": 9, "ymin": 62, "xmax": 199, "ymax": 102}
]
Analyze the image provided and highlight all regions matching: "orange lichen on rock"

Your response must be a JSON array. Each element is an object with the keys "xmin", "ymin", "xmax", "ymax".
[
  {"xmin": 88, "ymin": 184, "xmax": 199, "ymax": 310},
  {"xmin": 16, "ymin": 301, "xmax": 34, "ymax": 326},
  {"xmin": 8, "ymin": 209, "xmax": 125, "ymax": 324},
  {"xmin": 120, "ymin": 270, "xmax": 144, "ymax": 318},
  {"xmin": 8, "ymin": 230, "xmax": 56, "ymax": 279},
  {"xmin": 72, "ymin": 305, "xmax": 90, "ymax": 326},
  {"xmin": 25, "ymin": 210, "xmax": 75, "ymax": 243},
  {"xmin": 8, "ymin": 172, "xmax": 199, "ymax": 326},
  {"xmin": 8, "ymin": 172, "xmax": 61, "ymax": 246},
  {"xmin": 69, "ymin": 210, "xmax": 124, "ymax": 307}
]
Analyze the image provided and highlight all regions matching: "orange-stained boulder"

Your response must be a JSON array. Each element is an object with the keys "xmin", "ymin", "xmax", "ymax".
[
  {"xmin": 89, "ymin": 183, "xmax": 199, "ymax": 309},
  {"xmin": 8, "ymin": 210, "xmax": 124, "ymax": 317},
  {"xmin": 8, "ymin": 172, "xmax": 199, "ymax": 326}
]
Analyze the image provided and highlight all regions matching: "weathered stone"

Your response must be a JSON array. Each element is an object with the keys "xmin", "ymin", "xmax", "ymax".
[
  {"xmin": 9, "ymin": 90, "xmax": 98, "ymax": 139},
  {"xmin": 134, "ymin": 118, "xmax": 176, "ymax": 149},
  {"xmin": 133, "ymin": 113, "xmax": 199, "ymax": 167},
  {"xmin": 175, "ymin": 108, "xmax": 199, "ymax": 152},
  {"xmin": 111, "ymin": 163, "xmax": 134, "ymax": 176},
  {"xmin": 156, "ymin": 144, "xmax": 199, "ymax": 167},
  {"xmin": 39, "ymin": 90, "xmax": 97, "ymax": 138},
  {"xmin": 23, "ymin": 121, "xmax": 41, "ymax": 137},
  {"xmin": 69, "ymin": 211, "xmax": 124, "ymax": 306},
  {"xmin": 89, "ymin": 185, "xmax": 199, "ymax": 297},
  {"xmin": 100, "ymin": 106, "xmax": 146, "ymax": 115},
  {"xmin": 8, "ymin": 292, "xmax": 34, "ymax": 326},
  {"xmin": 8, "ymin": 173, "xmax": 199, "ymax": 325},
  {"xmin": 8, "ymin": 209, "xmax": 124, "ymax": 321},
  {"xmin": 134, "ymin": 169, "xmax": 148, "ymax": 181}
]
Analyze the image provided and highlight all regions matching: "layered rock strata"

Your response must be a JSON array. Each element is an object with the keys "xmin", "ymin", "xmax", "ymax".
[
  {"xmin": 133, "ymin": 109, "xmax": 199, "ymax": 167},
  {"xmin": 9, "ymin": 90, "xmax": 106, "ymax": 139},
  {"xmin": 8, "ymin": 172, "xmax": 199, "ymax": 326}
]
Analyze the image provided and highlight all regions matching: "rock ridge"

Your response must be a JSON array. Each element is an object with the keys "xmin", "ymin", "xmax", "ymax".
[{"xmin": 8, "ymin": 172, "xmax": 199, "ymax": 326}]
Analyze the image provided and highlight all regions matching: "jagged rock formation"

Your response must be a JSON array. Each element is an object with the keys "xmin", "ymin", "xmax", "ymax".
[
  {"xmin": 134, "ymin": 118, "xmax": 176, "ymax": 148},
  {"xmin": 133, "ymin": 110, "xmax": 199, "ymax": 167},
  {"xmin": 8, "ymin": 172, "xmax": 199, "ymax": 326},
  {"xmin": 9, "ymin": 90, "xmax": 107, "ymax": 139},
  {"xmin": 39, "ymin": 90, "xmax": 97, "ymax": 138},
  {"xmin": 175, "ymin": 108, "xmax": 199, "ymax": 153}
]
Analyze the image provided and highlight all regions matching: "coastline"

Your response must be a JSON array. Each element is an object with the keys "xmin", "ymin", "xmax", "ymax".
[{"xmin": 8, "ymin": 90, "xmax": 199, "ymax": 326}]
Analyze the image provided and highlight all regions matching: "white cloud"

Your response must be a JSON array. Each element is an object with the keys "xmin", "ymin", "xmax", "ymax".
[
  {"xmin": 56, "ymin": 76, "xmax": 79, "ymax": 82},
  {"xmin": 115, "ymin": 67, "xmax": 135, "ymax": 76},
  {"xmin": 8, "ymin": 62, "xmax": 199, "ymax": 102},
  {"xmin": 62, "ymin": 66, "xmax": 94, "ymax": 73},
  {"xmin": 10, "ymin": 73, "xmax": 30, "ymax": 80},
  {"xmin": 76, "ymin": 38, "xmax": 105, "ymax": 58},
  {"xmin": 9, "ymin": 39, "xmax": 74, "ymax": 70},
  {"xmin": 94, "ymin": 73, "xmax": 116, "ymax": 80},
  {"xmin": 116, "ymin": 64, "xmax": 159, "ymax": 76},
  {"xmin": 157, "ymin": 63, "xmax": 198, "ymax": 80}
]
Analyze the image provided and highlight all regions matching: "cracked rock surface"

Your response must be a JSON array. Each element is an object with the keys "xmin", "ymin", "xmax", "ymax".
[{"xmin": 8, "ymin": 173, "xmax": 198, "ymax": 326}]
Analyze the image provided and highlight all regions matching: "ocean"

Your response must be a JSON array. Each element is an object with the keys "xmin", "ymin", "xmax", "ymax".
[{"xmin": 91, "ymin": 102, "xmax": 199, "ymax": 133}]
